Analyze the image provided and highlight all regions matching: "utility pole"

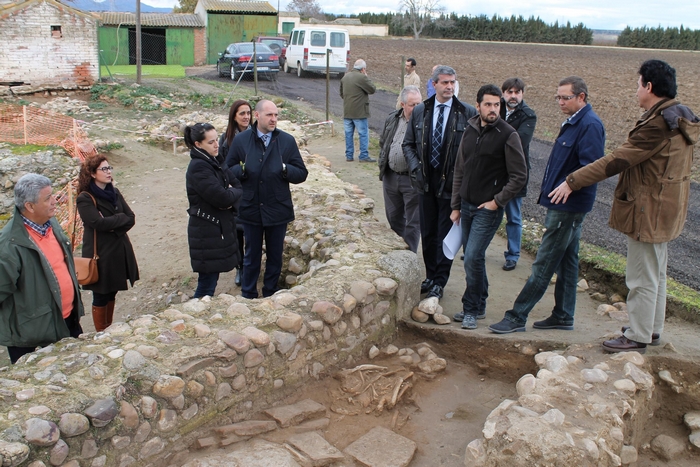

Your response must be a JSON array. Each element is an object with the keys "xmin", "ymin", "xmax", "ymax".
[{"xmin": 136, "ymin": 0, "xmax": 142, "ymax": 84}]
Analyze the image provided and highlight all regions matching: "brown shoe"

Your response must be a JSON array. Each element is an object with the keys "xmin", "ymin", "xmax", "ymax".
[
  {"xmin": 621, "ymin": 326, "xmax": 660, "ymax": 346},
  {"xmin": 92, "ymin": 305, "xmax": 108, "ymax": 332},
  {"xmin": 105, "ymin": 301, "xmax": 115, "ymax": 328},
  {"xmin": 602, "ymin": 336, "xmax": 647, "ymax": 354}
]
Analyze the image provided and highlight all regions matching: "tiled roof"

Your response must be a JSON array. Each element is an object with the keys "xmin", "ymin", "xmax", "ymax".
[
  {"xmin": 1, "ymin": 0, "xmax": 98, "ymax": 21},
  {"xmin": 198, "ymin": 0, "xmax": 276, "ymax": 14},
  {"xmin": 99, "ymin": 12, "xmax": 204, "ymax": 27}
]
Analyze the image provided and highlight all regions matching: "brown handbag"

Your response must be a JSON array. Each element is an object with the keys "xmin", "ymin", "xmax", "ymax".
[{"xmin": 74, "ymin": 193, "xmax": 99, "ymax": 286}]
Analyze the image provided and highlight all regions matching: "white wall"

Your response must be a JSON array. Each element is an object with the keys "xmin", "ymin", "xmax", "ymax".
[{"xmin": 0, "ymin": 2, "xmax": 99, "ymax": 87}]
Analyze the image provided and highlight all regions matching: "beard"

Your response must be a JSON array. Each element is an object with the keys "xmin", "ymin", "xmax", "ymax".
[
  {"xmin": 506, "ymin": 99, "xmax": 519, "ymax": 109},
  {"xmin": 482, "ymin": 112, "xmax": 498, "ymax": 124}
]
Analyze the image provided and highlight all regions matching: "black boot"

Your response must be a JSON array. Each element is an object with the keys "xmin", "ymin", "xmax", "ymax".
[{"xmin": 235, "ymin": 268, "xmax": 242, "ymax": 286}]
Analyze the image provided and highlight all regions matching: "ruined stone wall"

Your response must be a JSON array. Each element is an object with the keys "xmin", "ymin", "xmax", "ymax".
[
  {"xmin": 0, "ymin": 151, "xmax": 421, "ymax": 466},
  {"xmin": 0, "ymin": 2, "xmax": 99, "ymax": 89}
]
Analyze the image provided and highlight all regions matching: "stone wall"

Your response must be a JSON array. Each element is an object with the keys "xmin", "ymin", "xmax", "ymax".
[
  {"xmin": 0, "ymin": 1, "xmax": 99, "ymax": 89},
  {"xmin": 0, "ymin": 151, "xmax": 421, "ymax": 466}
]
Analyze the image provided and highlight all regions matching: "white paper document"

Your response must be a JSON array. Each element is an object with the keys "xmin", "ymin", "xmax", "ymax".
[{"xmin": 442, "ymin": 223, "xmax": 462, "ymax": 260}]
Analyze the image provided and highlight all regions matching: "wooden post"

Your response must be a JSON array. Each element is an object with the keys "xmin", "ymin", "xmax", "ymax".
[{"xmin": 23, "ymin": 105, "xmax": 28, "ymax": 145}]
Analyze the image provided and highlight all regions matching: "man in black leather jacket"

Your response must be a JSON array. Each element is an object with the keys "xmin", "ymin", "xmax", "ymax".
[
  {"xmin": 402, "ymin": 65, "xmax": 477, "ymax": 300},
  {"xmin": 499, "ymin": 78, "xmax": 537, "ymax": 272}
]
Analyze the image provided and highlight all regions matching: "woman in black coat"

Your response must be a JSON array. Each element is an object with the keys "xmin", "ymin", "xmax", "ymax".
[
  {"xmin": 77, "ymin": 155, "xmax": 140, "ymax": 331},
  {"xmin": 218, "ymin": 99, "xmax": 251, "ymax": 286},
  {"xmin": 185, "ymin": 122, "xmax": 242, "ymax": 298}
]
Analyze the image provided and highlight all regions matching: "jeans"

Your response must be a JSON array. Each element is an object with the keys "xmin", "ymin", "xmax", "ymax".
[
  {"xmin": 194, "ymin": 272, "xmax": 220, "ymax": 298},
  {"xmin": 460, "ymin": 201, "xmax": 504, "ymax": 316},
  {"xmin": 383, "ymin": 170, "xmax": 421, "ymax": 253},
  {"xmin": 504, "ymin": 196, "xmax": 523, "ymax": 262},
  {"xmin": 344, "ymin": 118, "xmax": 370, "ymax": 160},
  {"xmin": 242, "ymin": 223, "xmax": 287, "ymax": 299},
  {"xmin": 506, "ymin": 209, "xmax": 586, "ymax": 326}
]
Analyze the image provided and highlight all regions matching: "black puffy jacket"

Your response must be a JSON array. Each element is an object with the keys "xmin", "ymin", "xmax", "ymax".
[
  {"xmin": 500, "ymin": 99, "xmax": 537, "ymax": 197},
  {"xmin": 186, "ymin": 149, "xmax": 242, "ymax": 273}
]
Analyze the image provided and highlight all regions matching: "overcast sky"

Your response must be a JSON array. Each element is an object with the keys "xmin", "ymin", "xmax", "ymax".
[{"xmin": 144, "ymin": 1, "xmax": 698, "ymax": 31}]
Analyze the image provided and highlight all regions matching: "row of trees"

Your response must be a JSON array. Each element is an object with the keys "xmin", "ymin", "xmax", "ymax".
[
  {"xmin": 617, "ymin": 25, "xmax": 700, "ymax": 50},
  {"xmin": 343, "ymin": 12, "xmax": 593, "ymax": 45}
]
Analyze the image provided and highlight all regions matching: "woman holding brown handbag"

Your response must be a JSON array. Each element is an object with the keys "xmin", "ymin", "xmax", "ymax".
[{"xmin": 77, "ymin": 155, "xmax": 139, "ymax": 331}]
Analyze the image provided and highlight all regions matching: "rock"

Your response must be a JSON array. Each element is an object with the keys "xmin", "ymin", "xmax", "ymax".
[
  {"xmin": 58, "ymin": 413, "xmax": 90, "ymax": 437},
  {"xmin": 581, "ymin": 368, "xmax": 609, "ymax": 384},
  {"xmin": 541, "ymin": 408, "xmax": 565, "ymax": 426},
  {"xmin": 219, "ymin": 330, "xmax": 251, "ymax": 353},
  {"xmin": 432, "ymin": 313, "xmax": 451, "ymax": 324},
  {"xmin": 272, "ymin": 331, "xmax": 297, "ymax": 355},
  {"xmin": 623, "ymin": 363, "xmax": 654, "ymax": 391},
  {"xmin": 241, "ymin": 327, "xmax": 271, "ymax": 346},
  {"xmin": 15, "ymin": 389, "xmax": 34, "ymax": 401},
  {"xmin": 152, "ymin": 375, "xmax": 185, "ymax": 398},
  {"xmin": 411, "ymin": 307, "xmax": 429, "ymax": 323},
  {"xmin": 287, "ymin": 431, "xmax": 345, "ymax": 465},
  {"xmin": 609, "ymin": 351, "xmax": 645, "ymax": 366},
  {"xmin": 590, "ymin": 292, "xmax": 607, "ymax": 301},
  {"xmin": 689, "ymin": 431, "xmax": 700, "ymax": 449},
  {"xmin": 349, "ymin": 280, "xmax": 375, "ymax": 303},
  {"xmin": 609, "ymin": 293, "xmax": 625, "ymax": 303},
  {"xmin": 684, "ymin": 412, "xmax": 700, "ymax": 431},
  {"xmin": 620, "ymin": 445, "xmax": 638, "ymax": 464},
  {"xmin": 264, "ymin": 399, "xmax": 326, "ymax": 428},
  {"xmin": 157, "ymin": 409, "xmax": 178, "ymax": 432},
  {"xmin": 244, "ymin": 348, "xmax": 265, "ymax": 367},
  {"xmin": 194, "ymin": 323, "xmax": 211, "ymax": 337},
  {"xmin": 139, "ymin": 437, "xmax": 165, "ymax": 459},
  {"xmin": 516, "ymin": 374, "xmax": 537, "ymax": 396},
  {"xmin": 213, "ymin": 420, "xmax": 277, "ymax": 437},
  {"xmin": 373, "ymin": 277, "xmax": 398, "ymax": 295},
  {"xmin": 311, "ymin": 301, "xmax": 343, "ymax": 324},
  {"xmin": 369, "ymin": 346, "xmax": 380, "ymax": 359},
  {"xmin": 342, "ymin": 294, "xmax": 357, "ymax": 313},
  {"xmin": 384, "ymin": 344, "xmax": 399, "ymax": 355},
  {"xmin": 650, "ymin": 434, "xmax": 685, "ymax": 461},
  {"xmin": 577, "ymin": 279, "xmax": 589, "ymax": 290},
  {"xmin": 0, "ymin": 440, "xmax": 30, "ymax": 466},
  {"xmin": 544, "ymin": 355, "xmax": 568, "ymax": 373},
  {"xmin": 277, "ymin": 312, "xmax": 304, "ymax": 332},
  {"xmin": 417, "ymin": 358, "xmax": 447, "ymax": 374},
  {"xmin": 658, "ymin": 370, "xmax": 677, "ymax": 385},
  {"xmin": 141, "ymin": 396, "xmax": 158, "ymax": 418},
  {"xmin": 24, "ymin": 418, "xmax": 60, "ymax": 446},
  {"xmin": 345, "ymin": 426, "xmax": 416, "ymax": 467},
  {"xmin": 613, "ymin": 379, "xmax": 637, "ymax": 393},
  {"xmin": 227, "ymin": 303, "xmax": 251, "ymax": 317},
  {"xmin": 417, "ymin": 297, "xmax": 439, "ymax": 315},
  {"xmin": 216, "ymin": 383, "xmax": 232, "ymax": 401},
  {"xmin": 120, "ymin": 402, "xmax": 139, "ymax": 429},
  {"xmin": 596, "ymin": 304, "xmax": 618, "ymax": 316},
  {"xmin": 182, "ymin": 439, "xmax": 300, "ymax": 466}
]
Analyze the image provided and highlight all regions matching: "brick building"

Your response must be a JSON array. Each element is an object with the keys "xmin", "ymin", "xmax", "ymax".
[{"xmin": 0, "ymin": 0, "xmax": 100, "ymax": 88}]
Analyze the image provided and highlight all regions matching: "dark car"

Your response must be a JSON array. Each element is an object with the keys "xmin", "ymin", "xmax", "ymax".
[
  {"xmin": 252, "ymin": 36, "xmax": 288, "ymax": 67},
  {"xmin": 216, "ymin": 42, "xmax": 279, "ymax": 81}
]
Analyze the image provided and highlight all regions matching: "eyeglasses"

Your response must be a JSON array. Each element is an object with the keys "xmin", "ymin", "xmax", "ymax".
[
  {"xmin": 97, "ymin": 166, "xmax": 114, "ymax": 173},
  {"xmin": 555, "ymin": 95, "xmax": 578, "ymax": 102}
]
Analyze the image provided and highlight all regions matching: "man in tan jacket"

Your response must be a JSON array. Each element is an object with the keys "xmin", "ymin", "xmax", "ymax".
[{"xmin": 549, "ymin": 59, "xmax": 700, "ymax": 353}]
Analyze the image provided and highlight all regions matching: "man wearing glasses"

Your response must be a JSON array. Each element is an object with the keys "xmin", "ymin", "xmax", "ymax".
[{"xmin": 489, "ymin": 76, "xmax": 605, "ymax": 334}]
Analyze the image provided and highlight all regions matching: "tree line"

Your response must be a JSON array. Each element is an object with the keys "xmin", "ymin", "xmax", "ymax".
[
  {"xmin": 617, "ymin": 25, "xmax": 700, "ymax": 50},
  {"xmin": 329, "ymin": 12, "xmax": 593, "ymax": 45}
]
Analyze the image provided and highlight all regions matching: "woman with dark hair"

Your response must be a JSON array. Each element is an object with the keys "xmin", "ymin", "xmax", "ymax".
[
  {"xmin": 185, "ymin": 122, "xmax": 242, "ymax": 298},
  {"xmin": 219, "ymin": 100, "xmax": 251, "ymax": 286},
  {"xmin": 77, "ymin": 155, "xmax": 139, "ymax": 331}
]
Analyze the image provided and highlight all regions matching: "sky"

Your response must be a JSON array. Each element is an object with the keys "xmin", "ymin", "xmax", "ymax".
[{"xmin": 143, "ymin": 1, "xmax": 699, "ymax": 31}]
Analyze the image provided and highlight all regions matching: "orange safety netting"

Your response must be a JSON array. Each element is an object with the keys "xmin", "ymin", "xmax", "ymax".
[{"xmin": 0, "ymin": 103, "xmax": 98, "ymax": 250}]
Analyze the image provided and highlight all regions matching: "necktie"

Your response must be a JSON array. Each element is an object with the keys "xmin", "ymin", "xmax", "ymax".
[
  {"xmin": 261, "ymin": 134, "xmax": 270, "ymax": 147},
  {"xmin": 431, "ymin": 104, "xmax": 446, "ymax": 168}
]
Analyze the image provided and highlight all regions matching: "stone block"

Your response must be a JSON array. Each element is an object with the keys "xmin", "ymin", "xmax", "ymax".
[
  {"xmin": 265, "ymin": 399, "xmax": 327, "ymax": 428},
  {"xmin": 344, "ymin": 426, "xmax": 416, "ymax": 467},
  {"xmin": 286, "ymin": 431, "xmax": 345, "ymax": 466}
]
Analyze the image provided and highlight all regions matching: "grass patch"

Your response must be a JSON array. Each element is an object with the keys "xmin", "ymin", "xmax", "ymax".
[
  {"xmin": 8, "ymin": 143, "xmax": 60, "ymax": 155},
  {"xmin": 101, "ymin": 65, "xmax": 186, "ymax": 78}
]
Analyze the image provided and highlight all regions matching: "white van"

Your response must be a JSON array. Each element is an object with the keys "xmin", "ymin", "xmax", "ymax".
[{"xmin": 284, "ymin": 27, "xmax": 350, "ymax": 78}]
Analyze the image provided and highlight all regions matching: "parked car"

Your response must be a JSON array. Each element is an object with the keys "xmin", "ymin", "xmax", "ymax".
[
  {"xmin": 216, "ymin": 42, "xmax": 279, "ymax": 81},
  {"xmin": 252, "ymin": 36, "xmax": 288, "ymax": 67},
  {"xmin": 285, "ymin": 27, "xmax": 349, "ymax": 78}
]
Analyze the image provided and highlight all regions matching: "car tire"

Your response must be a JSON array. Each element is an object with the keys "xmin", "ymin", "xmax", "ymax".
[
  {"xmin": 230, "ymin": 66, "xmax": 237, "ymax": 82},
  {"xmin": 284, "ymin": 60, "xmax": 291, "ymax": 73},
  {"xmin": 296, "ymin": 63, "xmax": 305, "ymax": 78},
  {"xmin": 217, "ymin": 62, "xmax": 224, "ymax": 77}
]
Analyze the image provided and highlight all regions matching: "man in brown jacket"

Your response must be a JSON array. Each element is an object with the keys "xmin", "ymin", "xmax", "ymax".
[{"xmin": 549, "ymin": 59, "xmax": 700, "ymax": 353}]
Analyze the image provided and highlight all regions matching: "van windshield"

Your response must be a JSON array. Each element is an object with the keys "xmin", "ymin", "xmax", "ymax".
[
  {"xmin": 310, "ymin": 32, "xmax": 326, "ymax": 47},
  {"xmin": 330, "ymin": 32, "xmax": 345, "ymax": 48}
]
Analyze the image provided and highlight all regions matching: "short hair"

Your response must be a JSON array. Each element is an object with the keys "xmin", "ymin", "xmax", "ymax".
[
  {"xmin": 406, "ymin": 58, "xmax": 416, "ymax": 67},
  {"xmin": 431, "ymin": 65, "xmax": 456, "ymax": 84},
  {"xmin": 15, "ymin": 173, "xmax": 52, "ymax": 213},
  {"xmin": 559, "ymin": 76, "xmax": 588, "ymax": 102},
  {"xmin": 183, "ymin": 122, "xmax": 216, "ymax": 150},
  {"xmin": 78, "ymin": 154, "xmax": 109, "ymax": 193},
  {"xmin": 501, "ymin": 77, "xmax": 525, "ymax": 93},
  {"xmin": 639, "ymin": 59, "xmax": 677, "ymax": 99},
  {"xmin": 354, "ymin": 59, "xmax": 367, "ymax": 70},
  {"xmin": 400, "ymin": 85, "xmax": 421, "ymax": 103},
  {"xmin": 477, "ymin": 84, "xmax": 502, "ymax": 104}
]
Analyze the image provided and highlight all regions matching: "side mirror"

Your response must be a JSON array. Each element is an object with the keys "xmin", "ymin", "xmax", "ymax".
[{"xmin": 218, "ymin": 52, "xmax": 223, "ymax": 57}]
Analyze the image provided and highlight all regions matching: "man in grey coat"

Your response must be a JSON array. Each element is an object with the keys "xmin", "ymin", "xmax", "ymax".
[{"xmin": 340, "ymin": 59, "xmax": 376, "ymax": 162}]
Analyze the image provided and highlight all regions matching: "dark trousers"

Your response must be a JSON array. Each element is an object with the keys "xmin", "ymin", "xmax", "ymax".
[
  {"xmin": 237, "ymin": 227, "xmax": 245, "ymax": 265},
  {"xmin": 419, "ymin": 193, "xmax": 454, "ymax": 287},
  {"xmin": 242, "ymin": 223, "xmax": 287, "ymax": 299},
  {"xmin": 194, "ymin": 272, "xmax": 220, "ymax": 298},
  {"xmin": 8, "ymin": 314, "xmax": 83, "ymax": 364},
  {"xmin": 92, "ymin": 291, "xmax": 117, "ymax": 306}
]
